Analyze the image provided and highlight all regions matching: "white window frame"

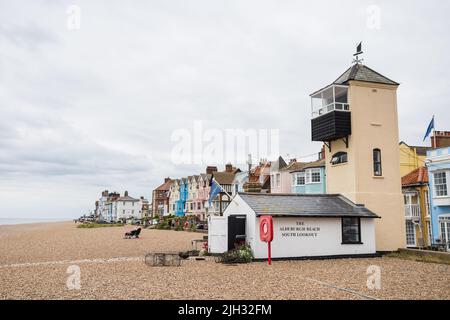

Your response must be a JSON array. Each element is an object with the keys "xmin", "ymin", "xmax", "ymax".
[
  {"xmin": 405, "ymin": 220, "xmax": 416, "ymax": 247},
  {"xmin": 424, "ymin": 189, "xmax": 430, "ymax": 217},
  {"xmin": 276, "ymin": 173, "xmax": 281, "ymax": 187},
  {"xmin": 295, "ymin": 172, "xmax": 305, "ymax": 186},
  {"xmin": 306, "ymin": 168, "xmax": 321, "ymax": 184},
  {"xmin": 433, "ymin": 171, "xmax": 448, "ymax": 198},
  {"xmin": 438, "ymin": 215, "xmax": 450, "ymax": 251}
]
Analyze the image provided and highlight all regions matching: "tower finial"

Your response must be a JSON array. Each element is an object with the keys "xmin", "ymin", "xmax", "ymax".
[{"xmin": 352, "ymin": 42, "xmax": 364, "ymax": 64}]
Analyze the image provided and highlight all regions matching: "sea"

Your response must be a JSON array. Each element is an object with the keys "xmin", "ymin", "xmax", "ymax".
[{"xmin": 0, "ymin": 218, "xmax": 72, "ymax": 225}]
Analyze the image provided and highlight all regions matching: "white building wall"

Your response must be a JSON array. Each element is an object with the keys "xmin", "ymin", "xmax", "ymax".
[
  {"xmin": 213, "ymin": 195, "xmax": 377, "ymax": 259},
  {"xmin": 116, "ymin": 200, "xmax": 142, "ymax": 220}
]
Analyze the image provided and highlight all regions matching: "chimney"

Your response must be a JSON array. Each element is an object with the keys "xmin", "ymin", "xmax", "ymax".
[
  {"xmin": 124, "ymin": 191, "xmax": 129, "ymax": 197},
  {"xmin": 164, "ymin": 177, "xmax": 171, "ymax": 183},
  {"xmin": 289, "ymin": 158, "xmax": 297, "ymax": 164},
  {"xmin": 243, "ymin": 181, "xmax": 262, "ymax": 193},
  {"xmin": 225, "ymin": 163, "xmax": 233, "ymax": 173},
  {"xmin": 206, "ymin": 166, "xmax": 218, "ymax": 175},
  {"xmin": 432, "ymin": 131, "xmax": 450, "ymax": 148}
]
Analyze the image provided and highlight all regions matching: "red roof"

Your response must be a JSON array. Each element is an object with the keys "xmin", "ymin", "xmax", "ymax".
[
  {"xmin": 154, "ymin": 179, "xmax": 173, "ymax": 191},
  {"xmin": 401, "ymin": 167, "xmax": 428, "ymax": 186}
]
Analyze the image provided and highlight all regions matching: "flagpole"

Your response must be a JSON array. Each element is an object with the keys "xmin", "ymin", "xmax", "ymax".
[{"xmin": 433, "ymin": 115, "xmax": 436, "ymax": 148}]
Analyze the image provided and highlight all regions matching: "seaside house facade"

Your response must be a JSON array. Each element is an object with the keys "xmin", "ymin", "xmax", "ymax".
[
  {"xmin": 269, "ymin": 156, "xmax": 288, "ymax": 193},
  {"xmin": 401, "ymin": 167, "xmax": 431, "ymax": 247},
  {"xmin": 175, "ymin": 178, "xmax": 188, "ymax": 216},
  {"xmin": 97, "ymin": 190, "xmax": 120, "ymax": 222},
  {"xmin": 291, "ymin": 159, "xmax": 326, "ymax": 194},
  {"xmin": 168, "ymin": 179, "xmax": 180, "ymax": 216},
  {"xmin": 426, "ymin": 146, "xmax": 450, "ymax": 251},
  {"xmin": 194, "ymin": 173, "xmax": 211, "ymax": 221},
  {"xmin": 399, "ymin": 141, "xmax": 430, "ymax": 177},
  {"xmin": 152, "ymin": 178, "xmax": 172, "ymax": 217},
  {"xmin": 115, "ymin": 191, "xmax": 142, "ymax": 222},
  {"xmin": 185, "ymin": 175, "xmax": 199, "ymax": 216}
]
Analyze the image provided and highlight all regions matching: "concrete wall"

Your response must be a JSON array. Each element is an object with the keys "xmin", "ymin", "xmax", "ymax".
[{"xmin": 326, "ymin": 81, "xmax": 406, "ymax": 251}]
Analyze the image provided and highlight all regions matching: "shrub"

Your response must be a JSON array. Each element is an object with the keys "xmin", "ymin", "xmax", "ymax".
[
  {"xmin": 77, "ymin": 223, "xmax": 123, "ymax": 229},
  {"xmin": 155, "ymin": 220, "xmax": 170, "ymax": 230},
  {"xmin": 220, "ymin": 243, "xmax": 253, "ymax": 264},
  {"xmin": 175, "ymin": 223, "xmax": 184, "ymax": 231}
]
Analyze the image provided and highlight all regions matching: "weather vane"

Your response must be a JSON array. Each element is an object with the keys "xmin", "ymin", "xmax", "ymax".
[{"xmin": 352, "ymin": 42, "xmax": 364, "ymax": 64}]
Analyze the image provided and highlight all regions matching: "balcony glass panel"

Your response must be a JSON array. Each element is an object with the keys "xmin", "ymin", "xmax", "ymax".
[{"xmin": 311, "ymin": 85, "xmax": 349, "ymax": 118}]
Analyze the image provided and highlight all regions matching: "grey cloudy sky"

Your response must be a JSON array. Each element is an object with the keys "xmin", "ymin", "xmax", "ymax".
[{"xmin": 1, "ymin": 0, "xmax": 449, "ymax": 219}]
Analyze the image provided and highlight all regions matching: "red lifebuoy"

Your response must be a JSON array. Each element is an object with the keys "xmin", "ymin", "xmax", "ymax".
[{"xmin": 259, "ymin": 216, "xmax": 273, "ymax": 242}]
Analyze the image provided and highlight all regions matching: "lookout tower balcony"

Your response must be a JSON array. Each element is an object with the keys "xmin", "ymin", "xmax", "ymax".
[{"xmin": 311, "ymin": 85, "xmax": 351, "ymax": 144}]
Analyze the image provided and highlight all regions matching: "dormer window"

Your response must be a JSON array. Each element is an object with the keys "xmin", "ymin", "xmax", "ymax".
[{"xmin": 331, "ymin": 152, "xmax": 348, "ymax": 165}]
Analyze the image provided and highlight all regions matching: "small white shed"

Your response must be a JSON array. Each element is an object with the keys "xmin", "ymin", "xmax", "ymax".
[{"xmin": 208, "ymin": 193, "xmax": 379, "ymax": 259}]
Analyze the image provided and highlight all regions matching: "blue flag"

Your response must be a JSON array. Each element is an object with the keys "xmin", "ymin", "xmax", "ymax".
[
  {"xmin": 209, "ymin": 179, "xmax": 222, "ymax": 206},
  {"xmin": 423, "ymin": 116, "xmax": 435, "ymax": 141}
]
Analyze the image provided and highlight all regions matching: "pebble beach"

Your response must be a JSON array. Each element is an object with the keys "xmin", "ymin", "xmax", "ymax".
[{"xmin": 0, "ymin": 222, "xmax": 449, "ymax": 300}]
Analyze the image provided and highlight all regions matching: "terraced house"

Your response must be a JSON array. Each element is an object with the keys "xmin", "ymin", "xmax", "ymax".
[
  {"xmin": 426, "ymin": 146, "xmax": 450, "ymax": 251},
  {"xmin": 185, "ymin": 175, "xmax": 198, "ymax": 216},
  {"xmin": 175, "ymin": 178, "xmax": 188, "ymax": 216},
  {"xmin": 152, "ymin": 178, "xmax": 172, "ymax": 217},
  {"xmin": 168, "ymin": 179, "xmax": 180, "ymax": 216},
  {"xmin": 193, "ymin": 173, "xmax": 211, "ymax": 221},
  {"xmin": 290, "ymin": 159, "xmax": 326, "ymax": 194},
  {"xmin": 401, "ymin": 167, "xmax": 431, "ymax": 248}
]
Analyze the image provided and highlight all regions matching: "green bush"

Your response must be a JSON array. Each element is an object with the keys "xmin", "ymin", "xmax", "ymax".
[
  {"xmin": 175, "ymin": 223, "xmax": 184, "ymax": 231},
  {"xmin": 77, "ymin": 223, "xmax": 123, "ymax": 229},
  {"xmin": 155, "ymin": 220, "xmax": 170, "ymax": 230},
  {"xmin": 220, "ymin": 243, "xmax": 253, "ymax": 264}
]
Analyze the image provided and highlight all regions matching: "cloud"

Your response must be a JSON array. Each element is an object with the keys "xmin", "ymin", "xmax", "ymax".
[{"xmin": 0, "ymin": 0, "xmax": 449, "ymax": 218}]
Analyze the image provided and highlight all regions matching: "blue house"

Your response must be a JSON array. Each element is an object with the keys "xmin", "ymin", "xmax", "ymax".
[
  {"xmin": 290, "ymin": 159, "xmax": 326, "ymax": 194},
  {"xmin": 176, "ymin": 178, "xmax": 188, "ymax": 216},
  {"xmin": 426, "ymin": 146, "xmax": 450, "ymax": 251}
]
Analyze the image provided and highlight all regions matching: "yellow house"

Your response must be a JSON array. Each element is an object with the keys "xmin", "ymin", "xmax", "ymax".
[
  {"xmin": 401, "ymin": 167, "xmax": 431, "ymax": 248},
  {"xmin": 399, "ymin": 141, "xmax": 429, "ymax": 177}
]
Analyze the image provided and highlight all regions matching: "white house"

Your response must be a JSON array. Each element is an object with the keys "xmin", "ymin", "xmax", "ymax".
[
  {"xmin": 209, "ymin": 193, "xmax": 378, "ymax": 259},
  {"xmin": 114, "ymin": 191, "xmax": 142, "ymax": 222}
]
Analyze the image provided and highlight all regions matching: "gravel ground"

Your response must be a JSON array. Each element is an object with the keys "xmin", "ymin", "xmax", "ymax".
[{"xmin": 0, "ymin": 222, "xmax": 449, "ymax": 300}]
